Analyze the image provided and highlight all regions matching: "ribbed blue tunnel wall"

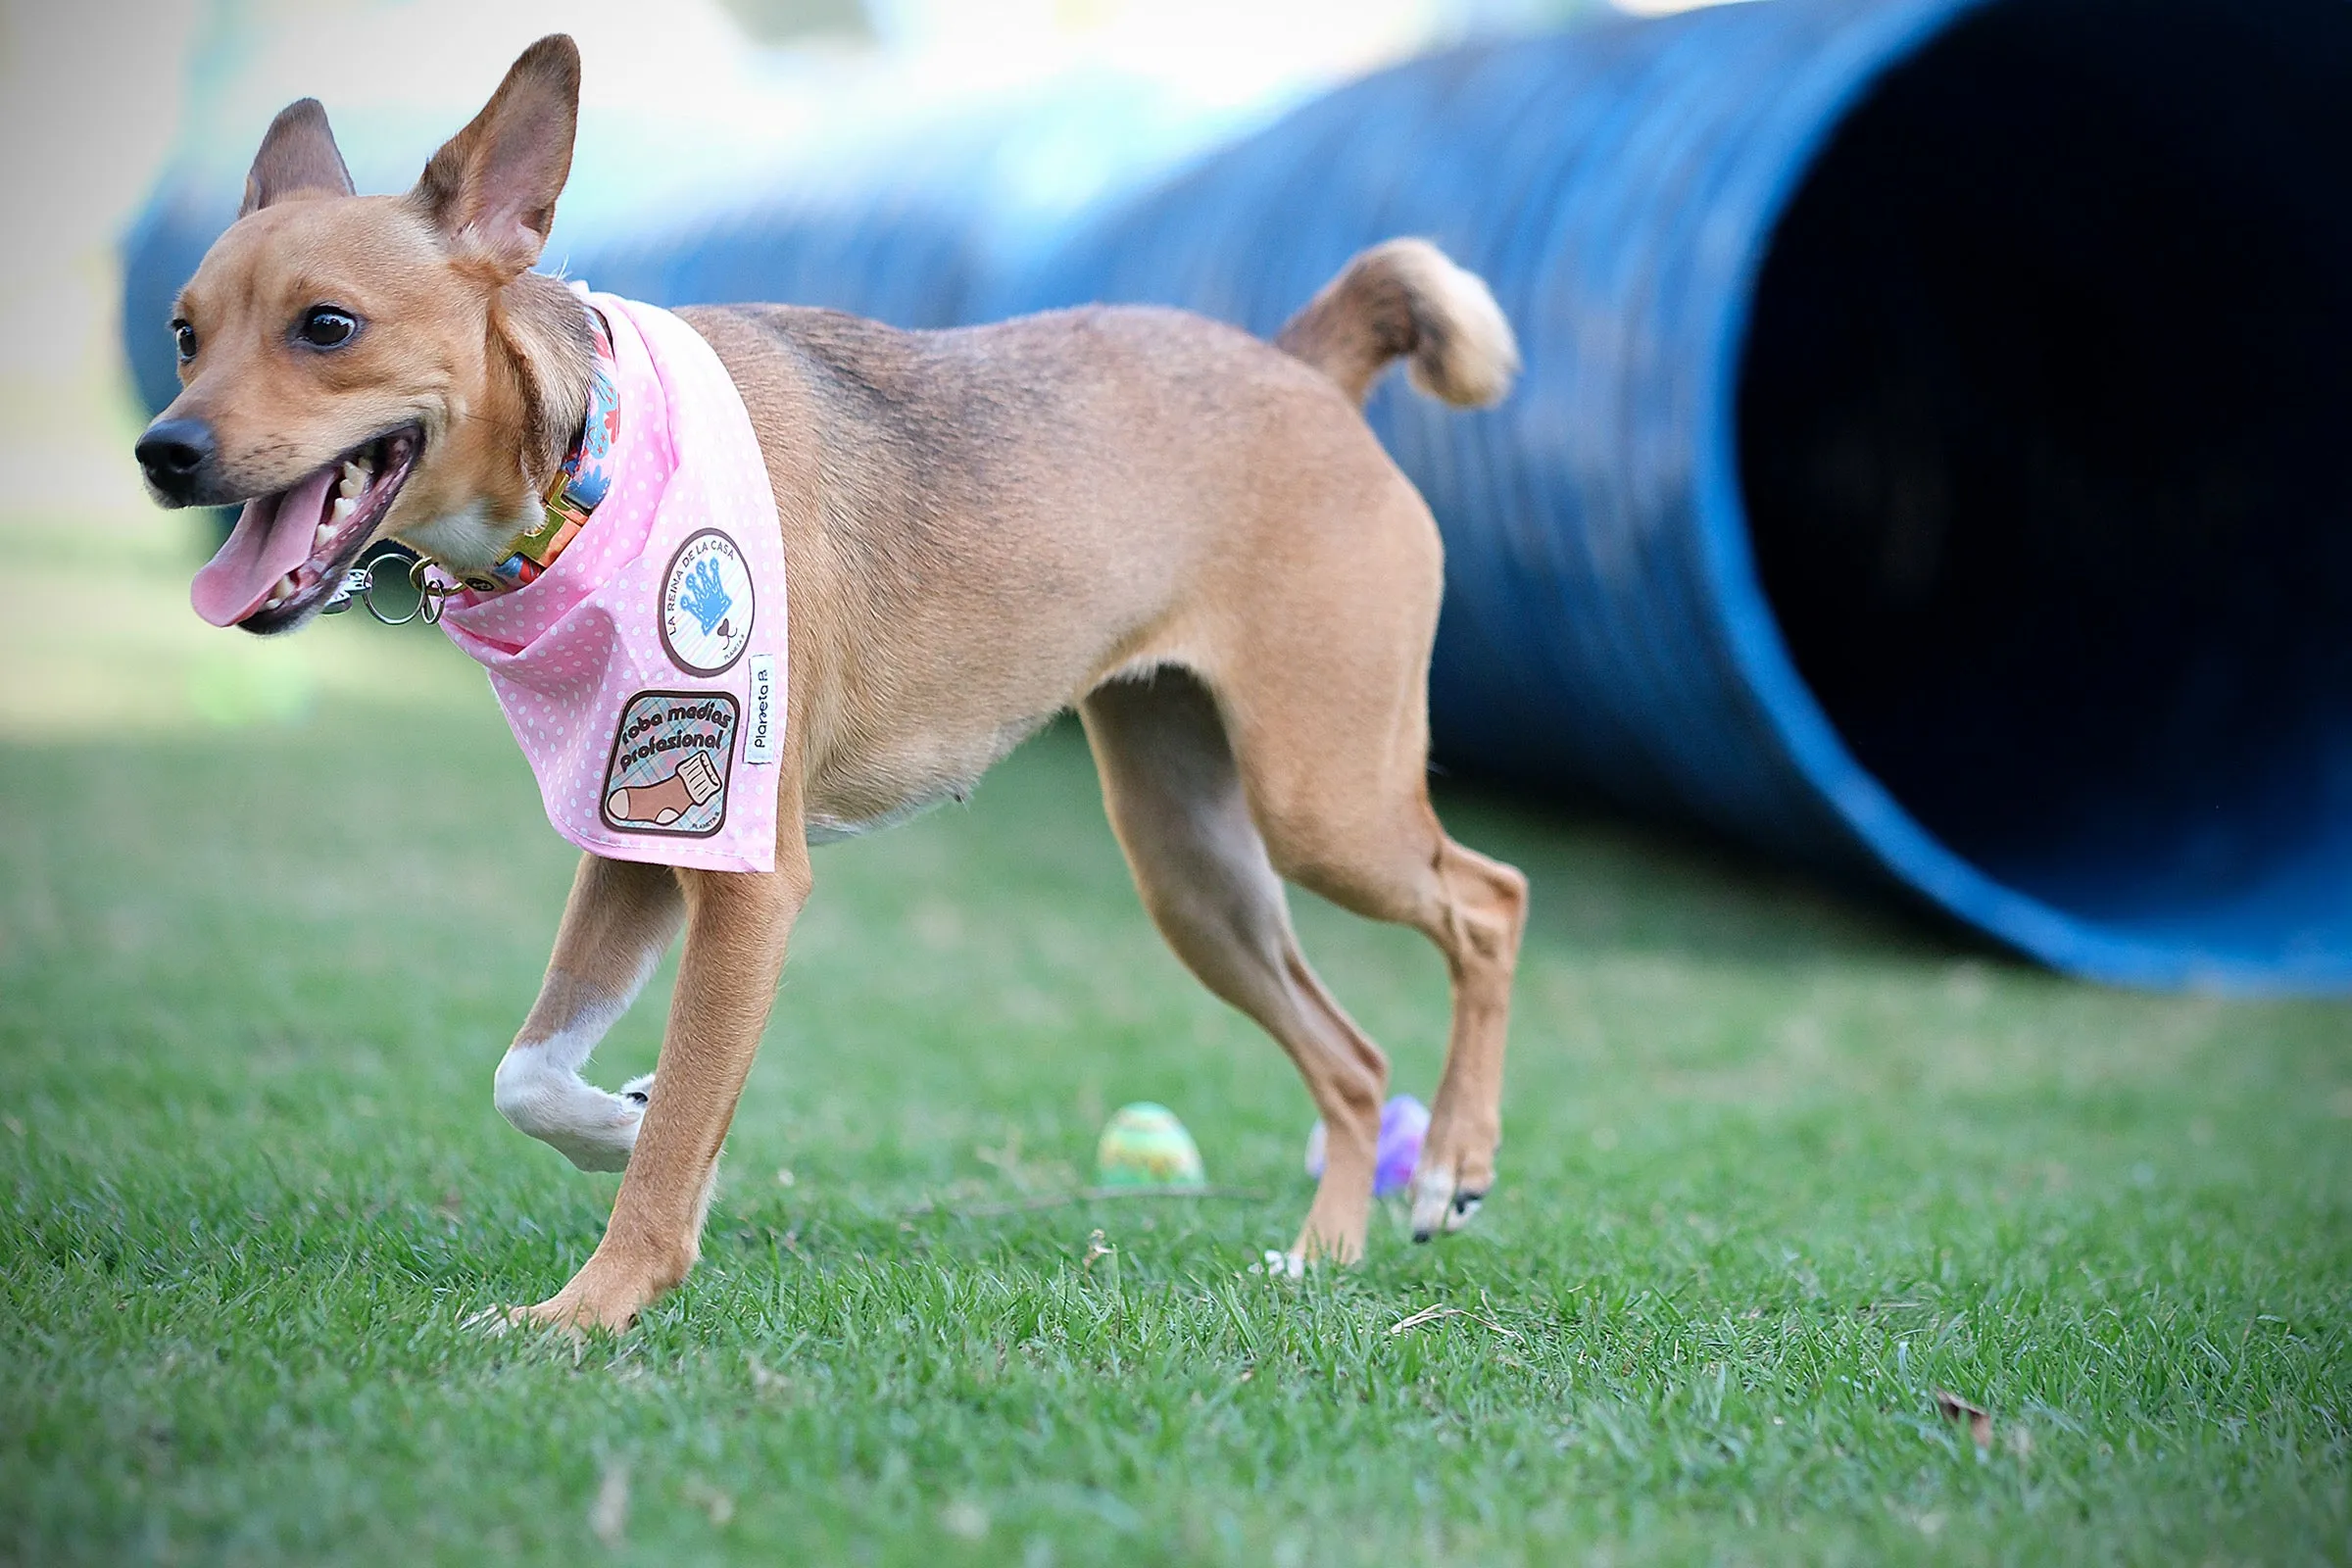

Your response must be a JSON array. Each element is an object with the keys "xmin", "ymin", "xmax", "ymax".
[
  {"xmin": 1010, "ymin": 0, "xmax": 2352, "ymax": 990},
  {"xmin": 122, "ymin": 0, "xmax": 2352, "ymax": 989}
]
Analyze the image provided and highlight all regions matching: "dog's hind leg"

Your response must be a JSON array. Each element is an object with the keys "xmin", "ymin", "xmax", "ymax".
[
  {"xmin": 1205, "ymin": 489, "xmax": 1529, "ymax": 1244},
  {"xmin": 1222, "ymin": 692, "xmax": 1528, "ymax": 1247},
  {"xmin": 493, "ymin": 855, "xmax": 684, "ymax": 1172},
  {"xmin": 1081, "ymin": 670, "xmax": 1388, "ymax": 1265},
  {"xmin": 1285, "ymin": 809, "xmax": 1526, "ymax": 1243}
]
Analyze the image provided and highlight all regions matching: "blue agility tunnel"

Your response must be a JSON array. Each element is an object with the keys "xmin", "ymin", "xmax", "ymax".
[
  {"xmin": 121, "ymin": 0, "xmax": 2352, "ymax": 989},
  {"xmin": 1013, "ymin": 0, "xmax": 2352, "ymax": 992}
]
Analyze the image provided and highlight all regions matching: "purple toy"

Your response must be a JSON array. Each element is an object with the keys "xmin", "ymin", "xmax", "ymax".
[{"xmin": 1303, "ymin": 1094, "xmax": 1430, "ymax": 1198}]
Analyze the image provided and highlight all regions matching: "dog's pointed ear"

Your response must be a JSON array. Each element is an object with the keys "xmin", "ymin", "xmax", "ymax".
[
  {"xmin": 241, "ymin": 99, "xmax": 356, "ymax": 217},
  {"xmin": 413, "ymin": 33, "xmax": 581, "ymax": 278}
]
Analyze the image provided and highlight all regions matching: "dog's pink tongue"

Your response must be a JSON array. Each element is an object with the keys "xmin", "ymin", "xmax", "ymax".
[{"xmin": 190, "ymin": 467, "xmax": 335, "ymax": 626}]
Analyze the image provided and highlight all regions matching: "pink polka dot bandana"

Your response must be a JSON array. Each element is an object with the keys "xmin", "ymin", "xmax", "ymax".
[{"xmin": 437, "ymin": 290, "xmax": 786, "ymax": 874}]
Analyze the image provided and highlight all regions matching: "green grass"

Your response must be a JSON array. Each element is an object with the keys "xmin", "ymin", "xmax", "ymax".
[{"xmin": 2, "ymin": 657, "xmax": 2348, "ymax": 1565}]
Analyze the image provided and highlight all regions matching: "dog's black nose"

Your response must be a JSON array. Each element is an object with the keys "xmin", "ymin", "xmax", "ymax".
[{"xmin": 135, "ymin": 417, "xmax": 217, "ymax": 504}]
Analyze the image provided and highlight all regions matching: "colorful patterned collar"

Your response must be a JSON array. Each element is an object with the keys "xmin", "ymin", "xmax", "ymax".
[{"xmin": 463, "ymin": 310, "xmax": 620, "ymax": 594}]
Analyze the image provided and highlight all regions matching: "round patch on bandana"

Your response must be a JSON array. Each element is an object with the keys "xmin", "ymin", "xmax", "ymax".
[{"xmin": 659, "ymin": 528, "xmax": 755, "ymax": 675}]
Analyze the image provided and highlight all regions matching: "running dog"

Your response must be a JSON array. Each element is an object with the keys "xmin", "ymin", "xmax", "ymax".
[{"xmin": 135, "ymin": 35, "xmax": 1528, "ymax": 1332}]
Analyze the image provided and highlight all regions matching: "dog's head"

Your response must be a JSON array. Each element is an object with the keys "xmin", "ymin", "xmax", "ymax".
[{"xmin": 141, "ymin": 35, "xmax": 595, "ymax": 633}]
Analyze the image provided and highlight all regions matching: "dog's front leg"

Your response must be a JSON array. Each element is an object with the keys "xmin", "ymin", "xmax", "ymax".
[
  {"xmin": 518, "ymin": 854, "xmax": 808, "ymax": 1334},
  {"xmin": 494, "ymin": 855, "xmax": 685, "ymax": 1171}
]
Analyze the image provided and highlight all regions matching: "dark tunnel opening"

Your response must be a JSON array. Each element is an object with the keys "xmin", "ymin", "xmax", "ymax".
[{"xmin": 1738, "ymin": 0, "xmax": 2352, "ymax": 961}]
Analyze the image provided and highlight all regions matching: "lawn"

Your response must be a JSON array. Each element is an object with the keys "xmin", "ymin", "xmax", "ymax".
[{"xmin": 2, "ymin": 581, "xmax": 2349, "ymax": 1564}]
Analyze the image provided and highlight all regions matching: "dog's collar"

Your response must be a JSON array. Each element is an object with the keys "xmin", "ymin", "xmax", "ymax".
[{"xmin": 459, "ymin": 309, "xmax": 619, "ymax": 595}]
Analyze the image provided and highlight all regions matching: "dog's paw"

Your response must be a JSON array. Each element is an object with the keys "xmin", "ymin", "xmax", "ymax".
[
  {"xmin": 1257, "ymin": 1248, "xmax": 1306, "ymax": 1280},
  {"xmin": 1408, "ymin": 1164, "xmax": 1488, "ymax": 1244},
  {"xmin": 461, "ymin": 1304, "xmax": 517, "ymax": 1338},
  {"xmin": 541, "ymin": 1087, "xmax": 644, "ymax": 1173},
  {"xmin": 557, "ymin": 1087, "xmax": 646, "ymax": 1173},
  {"xmin": 493, "ymin": 1051, "xmax": 649, "ymax": 1172},
  {"xmin": 514, "ymin": 1264, "xmax": 656, "ymax": 1338}
]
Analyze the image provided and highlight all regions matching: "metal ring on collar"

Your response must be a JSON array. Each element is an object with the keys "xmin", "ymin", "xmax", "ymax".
[
  {"xmin": 399, "ymin": 556, "xmax": 457, "ymax": 625},
  {"xmin": 318, "ymin": 549, "xmax": 454, "ymax": 626}
]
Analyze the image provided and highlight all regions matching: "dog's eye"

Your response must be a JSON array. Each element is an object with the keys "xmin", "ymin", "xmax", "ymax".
[
  {"xmin": 296, "ymin": 307, "xmax": 360, "ymax": 349},
  {"xmin": 172, "ymin": 319, "xmax": 197, "ymax": 362}
]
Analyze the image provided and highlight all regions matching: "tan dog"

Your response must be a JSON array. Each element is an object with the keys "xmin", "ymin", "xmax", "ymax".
[{"xmin": 137, "ymin": 35, "xmax": 1528, "ymax": 1333}]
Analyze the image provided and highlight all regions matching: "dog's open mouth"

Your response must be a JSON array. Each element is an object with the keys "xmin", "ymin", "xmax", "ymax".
[{"xmin": 191, "ymin": 426, "xmax": 421, "ymax": 632}]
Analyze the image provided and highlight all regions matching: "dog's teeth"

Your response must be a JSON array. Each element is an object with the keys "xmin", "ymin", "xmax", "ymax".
[
  {"xmin": 315, "ymin": 521, "xmax": 334, "ymax": 548},
  {"xmin": 332, "ymin": 495, "xmax": 357, "ymax": 519},
  {"xmin": 339, "ymin": 460, "xmax": 368, "ymax": 498}
]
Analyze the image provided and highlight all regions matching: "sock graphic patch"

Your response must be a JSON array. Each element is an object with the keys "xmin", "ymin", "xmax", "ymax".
[
  {"xmin": 607, "ymin": 749, "xmax": 722, "ymax": 826},
  {"xmin": 599, "ymin": 691, "xmax": 739, "ymax": 838}
]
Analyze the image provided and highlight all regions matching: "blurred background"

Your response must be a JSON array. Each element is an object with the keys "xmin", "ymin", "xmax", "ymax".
[
  {"xmin": 10, "ymin": 0, "xmax": 2352, "ymax": 990},
  {"xmin": 0, "ymin": 0, "xmax": 1646, "ymax": 737}
]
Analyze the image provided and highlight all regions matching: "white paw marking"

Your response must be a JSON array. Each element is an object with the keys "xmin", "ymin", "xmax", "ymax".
[
  {"xmin": 1408, "ymin": 1165, "xmax": 1487, "ymax": 1241},
  {"xmin": 493, "ymin": 1044, "xmax": 648, "ymax": 1172}
]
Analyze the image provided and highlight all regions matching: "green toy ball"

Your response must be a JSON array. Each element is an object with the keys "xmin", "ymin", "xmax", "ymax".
[{"xmin": 1095, "ymin": 1102, "xmax": 1206, "ymax": 1189}]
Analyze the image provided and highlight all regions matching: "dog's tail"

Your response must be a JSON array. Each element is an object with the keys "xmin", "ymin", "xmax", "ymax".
[{"xmin": 1274, "ymin": 238, "xmax": 1518, "ymax": 410}]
